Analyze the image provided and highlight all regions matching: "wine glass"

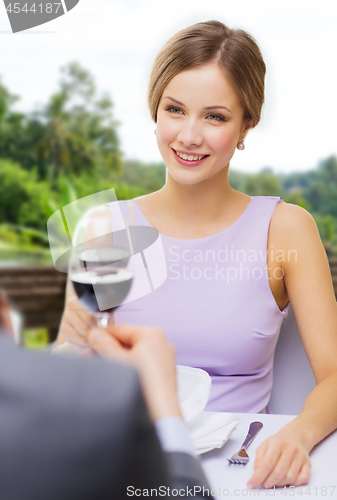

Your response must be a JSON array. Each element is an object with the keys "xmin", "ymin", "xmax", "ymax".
[{"xmin": 69, "ymin": 215, "xmax": 133, "ymax": 328}]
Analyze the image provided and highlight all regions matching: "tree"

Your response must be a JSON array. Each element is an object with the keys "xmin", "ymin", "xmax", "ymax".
[
  {"xmin": 33, "ymin": 62, "xmax": 122, "ymax": 181},
  {"xmin": 0, "ymin": 160, "xmax": 50, "ymax": 231},
  {"xmin": 313, "ymin": 214, "xmax": 337, "ymax": 257},
  {"xmin": 0, "ymin": 63, "xmax": 122, "ymax": 183},
  {"xmin": 303, "ymin": 157, "xmax": 337, "ymax": 217},
  {"xmin": 282, "ymin": 189, "xmax": 312, "ymax": 211},
  {"xmin": 113, "ymin": 160, "xmax": 166, "ymax": 193},
  {"xmin": 242, "ymin": 168, "xmax": 282, "ymax": 196},
  {"xmin": 0, "ymin": 79, "xmax": 25, "ymax": 162}
]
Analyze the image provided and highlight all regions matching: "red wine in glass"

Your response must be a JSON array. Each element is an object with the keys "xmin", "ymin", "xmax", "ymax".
[{"xmin": 70, "ymin": 266, "xmax": 133, "ymax": 327}]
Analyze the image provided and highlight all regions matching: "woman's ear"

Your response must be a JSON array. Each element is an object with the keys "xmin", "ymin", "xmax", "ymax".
[{"xmin": 242, "ymin": 119, "xmax": 255, "ymax": 137}]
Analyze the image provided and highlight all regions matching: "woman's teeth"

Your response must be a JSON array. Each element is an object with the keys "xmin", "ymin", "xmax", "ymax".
[{"xmin": 175, "ymin": 151, "xmax": 206, "ymax": 161}]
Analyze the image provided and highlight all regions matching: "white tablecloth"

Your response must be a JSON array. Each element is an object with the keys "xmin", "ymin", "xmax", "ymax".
[{"xmin": 200, "ymin": 412, "xmax": 337, "ymax": 499}]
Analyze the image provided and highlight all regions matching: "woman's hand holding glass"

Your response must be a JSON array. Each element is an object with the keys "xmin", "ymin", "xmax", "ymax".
[{"xmin": 57, "ymin": 295, "xmax": 96, "ymax": 348}]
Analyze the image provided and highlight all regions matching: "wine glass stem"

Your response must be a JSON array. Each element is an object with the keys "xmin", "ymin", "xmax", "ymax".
[{"xmin": 95, "ymin": 313, "xmax": 110, "ymax": 329}]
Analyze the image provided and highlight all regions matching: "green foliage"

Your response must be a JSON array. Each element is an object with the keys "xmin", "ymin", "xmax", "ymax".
[
  {"xmin": 43, "ymin": 177, "xmax": 79, "ymax": 219},
  {"xmin": 278, "ymin": 156, "xmax": 337, "ymax": 217},
  {"xmin": 281, "ymin": 189, "xmax": 312, "ymax": 211},
  {"xmin": 0, "ymin": 80, "xmax": 24, "ymax": 160},
  {"xmin": 240, "ymin": 168, "xmax": 282, "ymax": 197},
  {"xmin": 0, "ymin": 160, "xmax": 49, "ymax": 231},
  {"xmin": 0, "ymin": 62, "xmax": 122, "ymax": 182},
  {"xmin": 114, "ymin": 160, "xmax": 166, "ymax": 193},
  {"xmin": 312, "ymin": 214, "xmax": 337, "ymax": 257},
  {"xmin": 23, "ymin": 328, "xmax": 49, "ymax": 349},
  {"xmin": 228, "ymin": 169, "xmax": 246, "ymax": 191},
  {"xmin": 308, "ymin": 157, "xmax": 337, "ymax": 217},
  {"xmin": 53, "ymin": 160, "xmax": 166, "ymax": 205},
  {"xmin": 0, "ymin": 160, "xmax": 54, "ymax": 262},
  {"xmin": 0, "ymin": 225, "xmax": 19, "ymax": 247},
  {"xmin": 34, "ymin": 62, "xmax": 122, "ymax": 181}
]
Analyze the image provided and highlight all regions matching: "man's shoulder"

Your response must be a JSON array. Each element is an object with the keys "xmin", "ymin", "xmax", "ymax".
[{"xmin": 0, "ymin": 336, "xmax": 141, "ymax": 418}]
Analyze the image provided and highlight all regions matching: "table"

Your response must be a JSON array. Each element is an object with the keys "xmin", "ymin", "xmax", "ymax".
[{"xmin": 200, "ymin": 412, "xmax": 337, "ymax": 499}]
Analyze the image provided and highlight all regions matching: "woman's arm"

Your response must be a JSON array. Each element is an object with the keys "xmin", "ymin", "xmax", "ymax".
[{"xmin": 248, "ymin": 202, "xmax": 337, "ymax": 489}]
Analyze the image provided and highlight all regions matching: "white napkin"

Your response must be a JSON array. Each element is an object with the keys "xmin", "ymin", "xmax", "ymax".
[
  {"xmin": 176, "ymin": 365, "xmax": 241, "ymax": 454},
  {"xmin": 176, "ymin": 365, "xmax": 211, "ymax": 422},
  {"xmin": 187, "ymin": 411, "xmax": 241, "ymax": 455}
]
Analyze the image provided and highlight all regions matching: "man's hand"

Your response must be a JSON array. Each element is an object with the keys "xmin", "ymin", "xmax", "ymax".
[
  {"xmin": 0, "ymin": 291, "xmax": 14, "ymax": 338},
  {"xmin": 88, "ymin": 325, "xmax": 182, "ymax": 423}
]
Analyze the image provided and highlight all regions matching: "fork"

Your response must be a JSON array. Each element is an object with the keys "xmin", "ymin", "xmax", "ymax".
[{"xmin": 227, "ymin": 421, "xmax": 263, "ymax": 465}]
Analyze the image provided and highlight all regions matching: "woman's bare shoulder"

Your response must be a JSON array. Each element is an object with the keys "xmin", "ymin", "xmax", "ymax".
[{"xmin": 270, "ymin": 201, "xmax": 319, "ymax": 242}]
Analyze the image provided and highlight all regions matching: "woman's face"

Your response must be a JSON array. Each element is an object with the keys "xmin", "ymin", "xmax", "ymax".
[{"xmin": 156, "ymin": 63, "xmax": 252, "ymax": 185}]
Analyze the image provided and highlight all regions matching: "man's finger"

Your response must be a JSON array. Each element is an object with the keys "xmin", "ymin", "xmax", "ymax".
[
  {"xmin": 105, "ymin": 324, "xmax": 161, "ymax": 345},
  {"xmin": 88, "ymin": 328, "xmax": 131, "ymax": 363}
]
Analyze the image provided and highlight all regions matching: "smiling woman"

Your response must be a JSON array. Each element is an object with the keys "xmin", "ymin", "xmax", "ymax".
[
  {"xmin": 155, "ymin": 63, "xmax": 252, "ymax": 185},
  {"xmin": 56, "ymin": 19, "xmax": 337, "ymax": 492}
]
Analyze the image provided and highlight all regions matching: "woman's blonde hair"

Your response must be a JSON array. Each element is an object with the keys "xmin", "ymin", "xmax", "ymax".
[{"xmin": 148, "ymin": 20, "xmax": 266, "ymax": 127}]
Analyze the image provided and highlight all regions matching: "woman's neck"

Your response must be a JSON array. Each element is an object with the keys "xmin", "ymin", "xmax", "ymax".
[
  {"xmin": 135, "ymin": 166, "xmax": 251, "ymax": 239},
  {"xmin": 157, "ymin": 166, "xmax": 238, "ymax": 228}
]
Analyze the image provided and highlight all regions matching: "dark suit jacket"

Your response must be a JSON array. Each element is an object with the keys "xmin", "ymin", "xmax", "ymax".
[{"xmin": 0, "ymin": 334, "xmax": 212, "ymax": 499}]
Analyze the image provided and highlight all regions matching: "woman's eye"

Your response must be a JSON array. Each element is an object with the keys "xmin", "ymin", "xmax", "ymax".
[
  {"xmin": 207, "ymin": 114, "xmax": 226, "ymax": 122},
  {"xmin": 166, "ymin": 106, "xmax": 183, "ymax": 114}
]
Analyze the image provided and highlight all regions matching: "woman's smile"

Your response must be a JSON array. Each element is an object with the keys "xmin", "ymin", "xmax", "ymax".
[{"xmin": 172, "ymin": 148, "xmax": 209, "ymax": 167}]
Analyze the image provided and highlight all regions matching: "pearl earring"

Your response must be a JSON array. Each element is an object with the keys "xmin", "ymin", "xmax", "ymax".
[{"xmin": 237, "ymin": 138, "xmax": 245, "ymax": 150}]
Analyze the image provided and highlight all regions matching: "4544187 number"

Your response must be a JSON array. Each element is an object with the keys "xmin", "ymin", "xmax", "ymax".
[{"xmin": 6, "ymin": 3, "xmax": 62, "ymax": 14}]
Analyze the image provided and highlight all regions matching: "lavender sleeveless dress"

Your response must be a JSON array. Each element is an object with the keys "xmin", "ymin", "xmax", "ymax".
[{"xmin": 108, "ymin": 196, "xmax": 290, "ymax": 414}]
